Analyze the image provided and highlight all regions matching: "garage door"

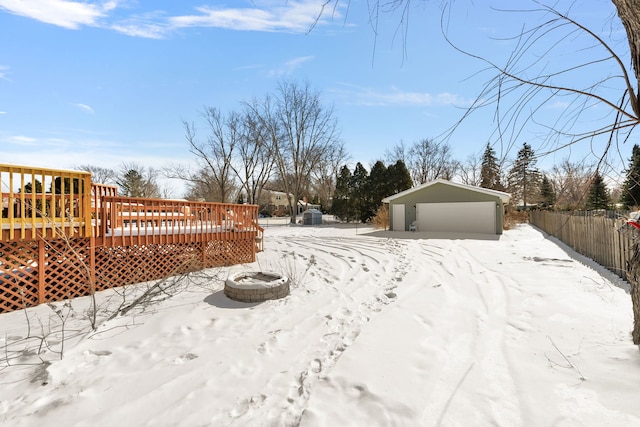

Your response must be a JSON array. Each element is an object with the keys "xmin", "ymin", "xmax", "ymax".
[{"xmin": 416, "ymin": 202, "xmax": 496, "ymax": 234}]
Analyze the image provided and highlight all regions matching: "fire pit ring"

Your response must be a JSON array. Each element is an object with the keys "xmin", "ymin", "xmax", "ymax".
[{"xmin": 224, "ymin": 271, "xmax": 290, "ymax": 302}]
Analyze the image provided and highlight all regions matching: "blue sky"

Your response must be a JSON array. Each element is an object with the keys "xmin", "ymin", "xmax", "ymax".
[{"xmin": 0, "ymin": 0, "xmax": 633, "ymax": 194}]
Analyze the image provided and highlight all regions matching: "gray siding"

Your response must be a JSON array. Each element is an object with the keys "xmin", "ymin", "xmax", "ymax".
[{"xmin": 387, "ymin": 182, "xmax": 506, "ymax": 233}]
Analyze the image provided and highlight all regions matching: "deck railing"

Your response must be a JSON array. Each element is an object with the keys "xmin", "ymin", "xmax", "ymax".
[
  {"xmin": 1, "ymin": 164, "xmax": 92, "ymax": 240},
  {"xmin": 98, "ymin": 195, "xmax": 264, "ymax": 249},
  {"xmin": 91, "ymin": 182, "xmax": 118, "ymax": 238},
  {"xmin": 1, "ymin": 163, "xmax": 265, "ymax": 313},
  {"xmin": 1, "ymin": 163, "xmax": 264, "ymax": 250}
]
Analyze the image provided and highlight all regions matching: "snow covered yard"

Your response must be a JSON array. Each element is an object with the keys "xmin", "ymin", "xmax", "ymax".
[{"xmin": 1, "ymin": 224, "xmax": 639, "ymax": 426}]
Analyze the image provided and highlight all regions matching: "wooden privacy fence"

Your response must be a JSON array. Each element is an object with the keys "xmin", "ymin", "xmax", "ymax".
[
  {"xmin": 529, "ymin": 210, "xmax": 634, "ymax": 281},
  {"xmin": 1, "ymin": 164, "xmax": 264, "ymax": 314}
]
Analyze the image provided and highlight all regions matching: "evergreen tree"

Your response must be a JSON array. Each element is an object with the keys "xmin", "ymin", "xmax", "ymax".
[
  {"xmin": 587, "ymin": 172, "xmax": 611, "ymax": 210},
  {"xmin": 507, "ymin": 143, "xmax": 540, "ymax": 209},
  {"xmin": 386, "ymin": 160, "xmax": 413, "ymax": 194},
  {"xmin": 117, "ymin": 169, "xmax": 160, "ymax": 198},
  {"xmin": 364, "ymin": 160, "xmax": 389, "ymax": 222},
  {"xmin": 331, "ymin": 165, "xmax": 353, "ymax": 221},
  {"xmin": 367, "ymin": 161, "xmax": 388, "ymax": 200},
  {"xmin": 621, "ymin": 144, "xmax": 640, "ymax": 209},
  {"xmin": 351, "ymin": 162, "xmax": 369, "ymax": 223},
  {"xmin": 22, "ymin": 179, "xmax": 45, "ymax": 216},
  {"xmin": 480, "ymin": 143, "xmax": 503, "ymax": 190},
  {"xmin": 23, "ymin": 179, "xmax": 43, "ymax": 194},
  {"xmin": 52, "ymin": 176, "xmax": 82, "ymax": 195},
  {"xmin": 332, "ymin": 160, "xmax": 412, "ymax": 222},
  {"xmin": 118, "ymin": 169, "xmax": 146, "ymax": 197},
  {"xmin": 539, "ymin": 175, "xmax": 556, "ymax": 209}
]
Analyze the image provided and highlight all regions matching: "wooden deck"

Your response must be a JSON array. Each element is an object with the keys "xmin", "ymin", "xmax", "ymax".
[{"xmin": 1, "ymin": 164, "xmax": 263, "ymax": 313}]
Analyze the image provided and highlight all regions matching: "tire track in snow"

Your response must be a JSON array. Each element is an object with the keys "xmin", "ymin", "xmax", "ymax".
[
  {"xmin": 419, "ymin": 242, "xmax": 524, "ymax": 426},
  {"xmin": 276, "ymin": 236, "xmax": 400, "ymax": 298}
]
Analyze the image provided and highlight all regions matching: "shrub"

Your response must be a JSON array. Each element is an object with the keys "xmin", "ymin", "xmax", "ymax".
[
  {"xmin": 372, "ymin": 204, "xmax": 389, "ymax": 229},
  {"xmin": 504, "ymin": 209, "xmax": 529, "ymax": 230}
]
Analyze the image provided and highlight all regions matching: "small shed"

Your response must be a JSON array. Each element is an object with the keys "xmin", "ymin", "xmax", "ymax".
[
  {"xmin": 302, "ymin": 209, "xmax": 323, "ymax": 225},
  {"xmin": 382, "ymin": 179, "xmax": 511, "ymax": 235}
]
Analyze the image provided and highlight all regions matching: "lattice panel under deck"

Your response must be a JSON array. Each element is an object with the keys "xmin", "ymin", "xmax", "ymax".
[
  {"xmin": 1, "ymin": 235, "xmax": 257, "ymax": 313},
  {"xmin": 0, "ymin": 241, "xmax": 39, "ymax": 313},
  {"xmin": 202, "ymin": 239, "xmax": 255, "ymax": 267},
  {"xmin": 43, "ymin": 239, "xmax": 93, "ymax": 304},
  {"xmin": 95, "ymin": 242, "xmax": 200, "ymax": 290}
]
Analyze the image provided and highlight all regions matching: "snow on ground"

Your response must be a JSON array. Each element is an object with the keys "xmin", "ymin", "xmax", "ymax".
[{"xmin": 1, "ymin": 223, "xmax": 639, "ymax": 426}]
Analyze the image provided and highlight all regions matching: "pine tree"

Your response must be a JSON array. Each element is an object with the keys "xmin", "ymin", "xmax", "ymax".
[
  {"xmin": 331, "ymin": 165, "xmax": 353, "ymax": 221},
  {"xmin": 587, "ymin": 172, "xmax": 610, "ymax": 210},
  {"xmin": 351, "ymin": 162, "xmax": 369, "ymax": 223},
  {"xmin": 386, "ymin": 160, "xmax": 413, "ymax": 194},
  {"xmin": 507, "ymin": 143, "xmax": 540, "ymax": 209},
  {"xmin": 365, "ymin": 160, "xmax": 388, "ymax": 221},
  {"xmin": 539, "ymin": 175, "xmax": 556, "ymax": 209},
  {"xmin": 480, "ymin": 143, "xmax": 503, "ymax": 190},
  {"xmin": 621, "ymin": 144, "xmax": 640, "ymax": 209},
  {"xmin": 52, "ymin": 176, "xmax": 82, "ymax": 195},
  {"xmin": 118, "ymin": 169, "xmax": 146, "ymax": 197},
  {"xmin": 23, "ymin": 179, "xmax": 43, "ymax": 194}
]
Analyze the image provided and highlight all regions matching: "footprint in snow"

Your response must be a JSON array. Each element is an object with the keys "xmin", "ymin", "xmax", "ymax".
[{"xmin": 172, "ymin": 353, "xmax": 198, "ymax": 365}]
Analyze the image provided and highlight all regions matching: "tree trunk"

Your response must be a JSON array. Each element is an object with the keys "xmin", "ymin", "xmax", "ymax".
[
  {"xmin": 612, "ymin": 0, "xmax": 640, "ymax": 344},
  {"xmin": 626, "ymin": 242, "xmax": 640, "ymax": 344},
  {"xmin": 611, "ymin": 0, "xmax": 640, "ymax": 116}
]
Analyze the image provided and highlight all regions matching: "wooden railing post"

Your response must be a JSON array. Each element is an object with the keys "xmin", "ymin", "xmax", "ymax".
[
  {"xmin": 90, "ymin": 236, "xmax": 96, "ymax": 293},
  {"xmin": 83, "ymin": 174, "xmax": 92, "ymax": 238},
  {"xmin": 38, "ymin": 239, "xmax": 45, "ymax": 305}
]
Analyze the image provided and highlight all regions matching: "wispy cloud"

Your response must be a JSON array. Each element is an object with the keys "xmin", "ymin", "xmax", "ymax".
[
  {"xmin": 0, "ymin": 111, "xmax": 6, "ymax": 115},
  {"xmin": 111, "ymin": 22, "xmax": 169, "ymax": 39},
  {"xmin": 332, "ymin": 85, "xmax": 473, "ymax": 107},
  {"xmin": 0, "ymin": 65, "xmax": 9, "ymax": 81},
  {"xmin": 0, "ymin": 0, "xmax": 344, "ymax": 38},
  {"xmin": 0, "ymin": 0, "xmax": 107, "ymax": 29},
  {"xmin": 110, "ymin": 10, "xmax": 172, "ymax": 39},
  {"xmin": 268, "ymin": 56, "xmax": 314, "ymax": 77},
  {"xmin": 7, "ymin": 135, "xmax": 37, "ymax": 145},
  {"xmin": 75, "ymin": 103, "xmax": 95, "ymax": 114},
  {"xmin": 547, "ymin": 100, "xmax": 571, "ymax": 109},
  {"xmin": 169, "ymin": 1, "xmax": 337, "ymax": 33}
]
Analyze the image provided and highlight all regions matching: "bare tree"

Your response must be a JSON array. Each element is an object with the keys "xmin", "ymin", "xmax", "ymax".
[
  {"xmin": 384, "ymin": 140, "xmax": 409, "ymax": 166},
  {"xmin": 311, "ymin": 143, "xmax": 350, "ymax": 212},
  {"xmin": 170, "ymin": 108, "xmax": 238, "ymax": 203},
  {"xmin": 179, "ymin": 168, "xmax": 224, "ymax": 201},
  {"xmin": 258, "ymin": 80, "xmax": 341, "ymax": 223},
  {"xmin": 549, "ymin": 159, "xmax": 594, "ymax": 210},
  {"xmin": 408, "ymin": 138, "xmax": 458, "ymax": 184},
  {"xmin": 76, "ymin": 165, "xmax": 117, "ymax": 186},
  {"xmin": 233, "ymin": 102, "xmax": 275, "ymax": 205},
  {"xmin": 457, "ymin": 154, "xmax": 482, "ymax": 186}
]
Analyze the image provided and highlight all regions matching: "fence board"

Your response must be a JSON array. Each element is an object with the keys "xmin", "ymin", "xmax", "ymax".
[{"xmin": 530, "ymin": 211, "xmax": 634, "ymax": 282}]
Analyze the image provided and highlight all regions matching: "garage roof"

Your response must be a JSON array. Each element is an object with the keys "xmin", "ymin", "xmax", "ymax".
[{"xmin": 381, "ymin": 179, "xmax": 511, "ymax": 204}]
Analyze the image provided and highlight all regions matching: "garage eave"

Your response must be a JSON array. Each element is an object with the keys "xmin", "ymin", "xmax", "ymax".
[{"xmin": 382, "ymin": 179, "xmax": 511, "ymax": 204}]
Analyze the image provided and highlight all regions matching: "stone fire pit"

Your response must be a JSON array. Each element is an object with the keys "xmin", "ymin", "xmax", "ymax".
[{"xmin": 224, "ymin": 271, "xmax": 290, "ymax": 302}]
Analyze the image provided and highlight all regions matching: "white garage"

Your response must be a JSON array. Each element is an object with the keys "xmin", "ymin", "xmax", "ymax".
[{"xmin": 382, "ymin": 179, "xmax": 511, "ymax": 235}]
